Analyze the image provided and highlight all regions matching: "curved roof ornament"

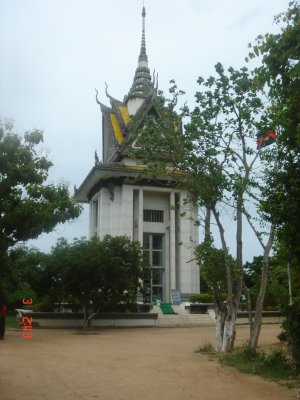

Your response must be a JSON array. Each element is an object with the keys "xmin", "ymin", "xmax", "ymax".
[
  {"xmin": 105, "ymin": 82, "xmax": 111, "ymax": 99},
  {"xmin": 95, "ymin": 88, "xmax": 101, "ymax": 105}
]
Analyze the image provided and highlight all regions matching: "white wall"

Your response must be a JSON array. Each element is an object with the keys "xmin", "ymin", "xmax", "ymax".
[{"xmin": 89, "ymin": 184, "xmax": 200, "ymax": 300}]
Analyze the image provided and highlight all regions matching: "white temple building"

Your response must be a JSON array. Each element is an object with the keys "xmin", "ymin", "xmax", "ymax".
[{"xmin": 75, "ymin": 7, "xmax": 200, "ymax": 303}]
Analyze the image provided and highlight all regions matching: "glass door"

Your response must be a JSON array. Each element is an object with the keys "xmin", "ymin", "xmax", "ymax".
[{"xmin": 143, "ymin": 233, "xmax": 164, "ymax": 303}]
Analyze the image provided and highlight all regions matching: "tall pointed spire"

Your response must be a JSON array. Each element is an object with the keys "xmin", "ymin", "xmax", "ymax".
[
  {"xmin": 126, "ymin": 6, "xmax": 154, "ymax": 102},
  {"xmin": 138, "ymin": 6, "xmax": 148, "ymax": 65}
]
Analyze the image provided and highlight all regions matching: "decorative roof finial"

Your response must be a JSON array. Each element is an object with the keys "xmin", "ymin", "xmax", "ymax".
[
  {"xmin": 95, "ymin": 88, "xmax": 100, "ymax": 105},
  {"xmin": 105, "ymin": 82, "xmax": 110, "ymax": 98},
  {"xmin": 127, "ymin": 4, "xmax": 154, "ymax": 100},
  {"xmin": 139, "ymin": 5, "xmax": 147, "ymax": 64}
]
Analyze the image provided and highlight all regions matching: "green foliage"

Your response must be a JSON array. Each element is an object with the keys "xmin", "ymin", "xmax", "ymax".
[
  {"xmin": 48, "ymin": 235, "xmax": 148, "ymax": 313},
  {"xmin": 130, "ymin": 52, "xmax": 274, "ymax": 353},
  {"xmin": 185, "ymin": 63, "xmax": 267, "ymax": 209},
  {"xmin": 220, "ymin": 346, "xmax": 297, "ymax": 379},
  {"xmin": 277, "ymin": 330, "xmax": 288, "ymax": 342},
  {"xmin": 1, "ymin": 235, "xmax": 149, "ymax": 315},
  {"xmin": 243, "ymin": 256, "xmax": 290, "ymax": 310},
  {"xmin": 0, "ymin": 121, "xmax": 82, "ymax": 255},
  {"xmin": 195, "ymin": 239, "xmax": 237, "ymax": 305},
  {"xmin": 7, "ymin": 284, "xmax": 37, "ymax": 308},
  {"xmin": 0, "ymin": 121, "xmax": 82, "ymax": 302},
  {"xmin": 133, "ymin": 65, "xmax": 269, "ymax": 301},
  {"xmin": 248, "ymin": 1, "xmax": 300, "ymax": 263},
  {"xmin": 189, "ymin": 293, "xmax": 212, "ymax": 303},
  {"xmin": 281, "ymin": 299, "xmax": 300, "ymax": 370},
  {"xmin": 0, "ymin": 245, "xmax": 62, "ymax": 309}
]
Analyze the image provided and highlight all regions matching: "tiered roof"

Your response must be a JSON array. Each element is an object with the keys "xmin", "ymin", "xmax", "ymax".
[
  {"xmin": 96, "ymin": 6, "xmax": 160, "ymax": 164},
  {"xmin": 75, "ymin": 7, "xmax": 168, "ymax": 202}
]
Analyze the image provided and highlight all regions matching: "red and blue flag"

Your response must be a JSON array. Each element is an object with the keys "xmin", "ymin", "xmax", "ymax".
[{"xmin": 257, "ymin": 130, "xmax": 276, "ymax": 150}]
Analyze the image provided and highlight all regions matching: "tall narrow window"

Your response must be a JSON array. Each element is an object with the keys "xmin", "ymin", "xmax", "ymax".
[
  {"xmin": 93, "ymin": 200, "xmax": 98, "ymax": 228},
  {"xmin": 143, "ymin": 233, "xmax": 164, "ymax": 303},
  {"xmin": 93, "ymin": 200, "xmax": 98, "ymax": 237}
]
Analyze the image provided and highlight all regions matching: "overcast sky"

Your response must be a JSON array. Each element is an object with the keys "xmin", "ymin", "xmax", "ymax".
[{"xmin": 0, "ymin": 0, "xmax": 288, "ymax": 259}]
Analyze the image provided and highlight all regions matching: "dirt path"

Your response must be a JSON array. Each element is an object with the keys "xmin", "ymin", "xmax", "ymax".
[{"xmin": 0, "ymin": 324, "xmax": 296, "ymax": 400}]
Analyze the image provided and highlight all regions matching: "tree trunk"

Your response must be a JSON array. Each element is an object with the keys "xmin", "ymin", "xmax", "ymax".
[
  {"xmin": 204, "ymin": 206, "xmax": 211, "ymax": 239},
  {"xmin": 215, "ymin": 304, "xmax": 227, "ymax": 351},
  {"xmin": 212, "ymin": 205, "xmax": 238, "ymax": 352},
  {"xmin": 235, "ymin": 193, "xmax": 244, "ymax": 305},
  {"xmin": 83, "ymin": 312, "xmax": 97, "ymax": 329},
  {"xmin": 82, "ymin": 304, "xmax": 89, "ymax": 329},
  {"xmin": 249, "ymin": 224, "xmax": 275, "ymax": 351},
  {"xmin": 215, "ymin": 302, "xmax": 238, "ymax": 352},
  {"xmin": 222, "ymin": 309, "xmax": 237, "ymax": 352},
  {"xmin": 246, "ymin": 287, "xmax": 253, "ymax": 334},
  {"xmin": 206, "ymin": 205, "xmax": 235, "ymax": 352},
  {"xmin": 212, "ymin": 206, "xmax": 233, "ymax": 301}
]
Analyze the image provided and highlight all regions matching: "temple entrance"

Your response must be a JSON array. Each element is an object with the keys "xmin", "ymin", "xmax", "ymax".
[{"xmin": 143, "ymin": 233, "xmax": 165, "ymax": 303}]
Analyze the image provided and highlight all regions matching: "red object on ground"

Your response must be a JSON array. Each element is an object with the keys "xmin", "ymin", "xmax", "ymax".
[{"xmin": 0, "ymin": 304, "xmax": 7, "ymax": 318}]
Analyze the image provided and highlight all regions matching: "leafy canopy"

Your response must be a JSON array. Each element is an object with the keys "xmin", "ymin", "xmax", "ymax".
[
  {"xmin": 248, "ymin": 1, "xmax": 300, "ymax": 262},
  {"xmin": 48, "ymin": 235, "xmax": 149, "ymax": 313},
  {"xmin": 0, "ymin": 121, "xmax": 81, "ymax": 253}
]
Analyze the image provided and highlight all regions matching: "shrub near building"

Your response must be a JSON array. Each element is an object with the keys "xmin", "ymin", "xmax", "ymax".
[{"xmin": 189, "ymin": 293, "xmax": 213, "ymax": 303}]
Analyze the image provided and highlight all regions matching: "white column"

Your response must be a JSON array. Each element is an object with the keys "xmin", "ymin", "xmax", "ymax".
[
  {"xmin": 177, "ymin": 191, "xmax": 200, "ymax": 294},
  {"xmin": 89, "ymin": 194, "xmax": 100, "ymax": 238},
  {"xmin": 96, "ymin": 192, "xmax": 101, "ymax": 237},
  {"xmin": 169, "ymin": 191, "xmax": 176, "ymax": 292},
  {"xmin": 99, "ymin": 188, "xmax": 110, "ymax": 239},
  {"xmin": 98, "ymin": 189, "xmax": 104, "ymax": 238},
  {"xmin": 120, "ymin": 185, "xmax": 133, "ymax": 238},
  {"xmin": 138, "ymin": 188, "xmax": 143, "ymax": 245},
  {"xmin": 89, "ymin": 201, "xmax": 93, "ymax": 239}
]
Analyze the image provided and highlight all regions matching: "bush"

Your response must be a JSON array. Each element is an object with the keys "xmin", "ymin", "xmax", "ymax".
[
  {"xmin": 277, "ymin": 330, "xmax": 287, "ymax": 342},
  {"xmin": 189, "ymin": 293, "xmax": 213, "ymax": 303},
  {"xmin": 221, "ymin": 346, "xmax": 296, "ymax": 379},
  {"xmin": 281, "ymin": 299, "xmax": 300, "ymax": 370}
]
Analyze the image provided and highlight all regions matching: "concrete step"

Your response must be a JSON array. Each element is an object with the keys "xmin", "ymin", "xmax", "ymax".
[
  {"xmin": 156, "ymin": 313, "xmax": 215, "ymax": 327},
  {"xmin": 151, "ymin": 304, "xmax": 189, "ymax": 315},
  {"xmin": 172, "ymin": 305, "xmax": 188, "ymax": 315},
  {"xmin": 151, "ymin": 305, "xmax": 162, "ymax": 314},
  {"xmin": 150, "ymin": 304, "xmax": 215, "ymax": 327}
]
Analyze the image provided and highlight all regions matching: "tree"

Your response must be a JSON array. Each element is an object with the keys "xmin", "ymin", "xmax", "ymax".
[
  {"xmin": 248, "ymin": 1, "xmax": 300, "ymax": 263},
  {"xmin": 132, "ymin": 65, "xmax": 274, "ymax": 352},
  {"xmin": 195, "ymin": 239, "xmax": 237, "ymax": 350},
  {"xmin": 2, "ymin": 246, "xmax": 61, "ymax": 311},
  {"xmin": 0, "ymin": 120, "xmax": 81, "ymax": 257},
  {"xmin": 47, "ymin": 236, "xmax": 148, "ymax": 327},
  {"xmin": 1, "ymin": 246, "xmax": 43, "ymax": 308},
  {"xmin": 243, "ymin": 256, "xmax": 290, "ymax": 311},
  {"xmin": 243, "ymin": 1, "xmax": 300, "ymax": 350},
  {"xmin": 188, "ymin": 64, "xmax": 273, "ymax": 352}
]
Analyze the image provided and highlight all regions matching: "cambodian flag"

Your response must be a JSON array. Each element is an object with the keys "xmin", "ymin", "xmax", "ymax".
[{"xmin": 257, "ymin": 130, "xmax": 276, "ymax": 150}]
